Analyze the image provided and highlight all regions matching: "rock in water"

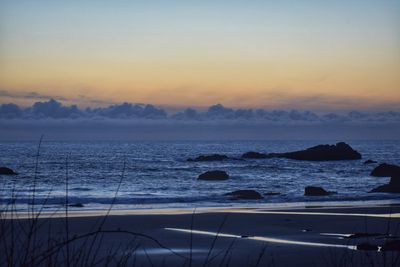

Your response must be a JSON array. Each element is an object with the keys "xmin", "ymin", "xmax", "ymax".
[
  {"xmin": 364, "ymin": 159, "xmax": 377, "ymax": 164},
  {"xmin": 370, "ymin": 176, "xmax": 400, "ymax": 193},
  {"xmin": 241, "ymin": 151, "xmax": 268, "ymax": 159},
  {"xmin": 274, "ymin": 142, "xmax": 361, "ymax": 161},
  {"xmin": 304, "ymin": 186, "xmax": 333, "ymax": 196},
  {"xmin": 370, "ymin": 163, "xmax": 400, "ymax": 177},
  {"xmin": 188, "ymin": 154, "xmax": 229, "ymax": 162},
  {"xmin": 0, "ymin": 167, "xmax": 17, "ymax": 175},
  {"xmin": 225, "ymin": 190, "xmax": 263, "ymax": 199},
  {"xmin": 198, "ymin": 170, "xmax": 229, "ymax": 180}
]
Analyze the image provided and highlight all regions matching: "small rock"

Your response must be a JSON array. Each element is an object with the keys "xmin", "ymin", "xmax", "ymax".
[
  {"xmin": 0, "ymin": 167, "xmax": 17, "ymax": 175},
  {"xmin": 198, "ymin": 170, "xmax": 229, "ymax": 180},
  {"xmin": 304, "ymin": 186, "xmax": 334, "ymax": 196},
  {"xmin": 68, "ymin": 203, "xmax": 84, "ymax": 208},
  {"xmin": 370, "ymin": 176, "xmax": 400, "ymax": 193},
  {"xmin": 188, "ymin": 154, "xmax": 229, "ymax": 162},
  {"xmin": 225, "ymin": 190, "xmax": 263, "ymax": 199},
  {"xmin": 364, "ymin": 159, "xmax": 377, "ymax": 164},
  {"xmin": 370, "ymin": 163, "xmax": 400, "ymax": 177}
]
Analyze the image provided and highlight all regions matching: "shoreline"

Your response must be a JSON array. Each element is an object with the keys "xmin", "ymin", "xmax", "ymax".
[{"xmin": 5, "ymin": 199, "xmax": 400, "ymax": 219}]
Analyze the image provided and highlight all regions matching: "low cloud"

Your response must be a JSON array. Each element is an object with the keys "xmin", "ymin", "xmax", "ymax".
[{"xmin": 1, "ymin": 99, "xmax": 400, "ymax": 123}]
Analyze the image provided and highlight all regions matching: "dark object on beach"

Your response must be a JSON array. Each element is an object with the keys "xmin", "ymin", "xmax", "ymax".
[
  {"xmin": 346, "ymin": 232, "xmax": 383, "ymax": 239},
  {"xmin": 225, "ymin": 190, "xmax": 263, "ymax": 199},
  {"xmin": 356, "ymin": 242, "xmax": 379, "ymax": 251},
  {"xmin": 271, "ymin": 142, "xmax": 361, "ymax": 161},
  {"xmin": 304, "ymin": 186, "xmax": 334, "ymax": 196},
  {"xmin": 264, "ymin": 192, "xmax": 281, "ymax": 196},
  {"xmin": 68, "ymin": 203, "xmax": 84, "ymax": 208},
  {"xmin": 188, "ymin": 154, "xmax": 229, "ymax": 162},
  {"xmin": 241, "ymin": 151, "xmax": 268, "ymax": 159},
  {"xmin": 370, "ymin": 176, "xmax": 400, "ymax": 193},
  {"xmin": 381, "ymin": 240, "xmax": 400, "ymax": 251},
  {"xmin": 364, "ymin": 159, "xmax": 377, "ymax": 164},
  {"xmin": 0, "ymin": 167, "xmax": 17, "ymax": 175},
  {"xmin": 198, "ymin": 170, "xmax": 229, "ymax": 180},
  {"xmin": 370, "ymin": 163, "xmax": 400, "ymax": 177}
]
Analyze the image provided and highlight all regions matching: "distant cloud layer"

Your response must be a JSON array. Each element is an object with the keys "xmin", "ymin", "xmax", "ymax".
[{"xmin": 1, "ymin": 99, "xmax": 400, "ymax": 123}]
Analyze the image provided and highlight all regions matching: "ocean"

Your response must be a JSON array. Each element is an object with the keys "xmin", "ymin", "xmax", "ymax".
[{"xmin": 1, "ymin": 140, "xmax": 399, "ymax": 211}]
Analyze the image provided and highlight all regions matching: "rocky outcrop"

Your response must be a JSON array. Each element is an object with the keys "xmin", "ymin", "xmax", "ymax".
[
  {"xmin": 225, "ymin": 190, "xmax": 263, "ymax": 199},
  {"xmin": 188, "ymin": 154, "xmax": 229, "ymax": 162},
  {"xmin": 370, "ymin": 163, "xmax": 400, "ymax": 177},
  {"xmin": 364, "ymin": 159, "xmax": 377, "ymax": 164},
  {"xmin": 198, "ymin": 170, "xmax": 229, "ymax": 180},
  {"xmin": 0, "ymin": 167, "xmax": 17, "ymax": 175},
  {"xmin": 242, "ymin": 142, "xmax": 361, "ymax": 161},
  {"xmin": 273, "ymin": 142, "xmax": 361, "ymax": 161},
  {"xmin": 241, "ymin": 152, "xmax": 268, "ymax": 159},
  {"xmin": 304, "ymin": 186, "xmax": 335, "ymax": 196}
]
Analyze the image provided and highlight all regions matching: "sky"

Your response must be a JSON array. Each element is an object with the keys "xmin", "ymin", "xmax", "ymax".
[{"xmin": 0, "ymin": 0, "xmax": 399, "ymax": 111}]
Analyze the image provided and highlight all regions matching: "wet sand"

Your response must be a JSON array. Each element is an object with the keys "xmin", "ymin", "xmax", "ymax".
[{"xmin": 2, "ymin": 205, "xmax": 400, "ymax": 266}]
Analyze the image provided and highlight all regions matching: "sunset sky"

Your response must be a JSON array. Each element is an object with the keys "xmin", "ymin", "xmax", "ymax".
[{"xmin": 0, "ymin": 0, "xmax": 399, "ymax": 111}]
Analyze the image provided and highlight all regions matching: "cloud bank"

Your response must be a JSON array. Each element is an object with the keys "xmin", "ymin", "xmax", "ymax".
[
  {"xmin": 1, "ymin": 99, "xmax": 400, "ymax": 123},
  {"xmin": 1, "ymin": 99, "xmax": 399, "ymax": 141}
]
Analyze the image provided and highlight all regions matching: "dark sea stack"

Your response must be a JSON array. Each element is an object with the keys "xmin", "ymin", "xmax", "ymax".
[
  {"xmin": 0, "ymin": 167, "xmax": 17, "ymax": 175},
  {"xmin": 241, "ymin": 151, "xmax": 268, "ymax": 159},
  {"xmin": 364, "ymin": 159, "xmax": 377, "ymax": 164},
  {"xmin": 370, "ymin": 163, "xmax": 400, "ymax": 177},
  {"xmin": 188, "ymin": 154, "xmax": 229, "ymax": 162},
  {"xmin": 273, "ymin": 142, "xmax": 361, "ymax": 161},
  {"xmin": 304, "ymin": 186, "xmax": 332, "ymax": 196},
  {"xmin": 225, "ymin": 190, "xmax": 263, "ymax": 199},
  {"xmin": 198, "ymin": 170, "xmax": 229, "ymax": 180},
  {"xmin": 370, "ymin": 176, "xmax": 400, "ymax": 193}
]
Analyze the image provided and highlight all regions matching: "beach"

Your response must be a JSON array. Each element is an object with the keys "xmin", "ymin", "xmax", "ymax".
[{"xmin": 2, "ymin": 204, "xmax": 400, "ymax": 266}]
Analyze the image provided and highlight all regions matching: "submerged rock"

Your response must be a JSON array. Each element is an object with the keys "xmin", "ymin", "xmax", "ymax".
[
  {"xmin": 370, "ymin": 176, "xmax": 400, "ymax": 193},
  {"xmin": 198, "ymin": 170, "xmax": 229, "ymax": 180},
  {"xmin": 225, "ymin": 190, "xmax": 263, "ymax": 200},
  {"xmin": 0, "ymin": 167, "xmax": 17, "ymax": 175},
  {"xmin": 370, "ymin": 163, "xmax": 400, "ymax": 177},
  {"xmin": 188, "ymin": 154, "xmax": 229, "ymax": 162},
  {"xmin": 241, "ymin": 151, "xmax": 268, "ymax": 159},
  {"xmin": 364, "ymin": 159, "xmax": 377, "ymax": 165},
  {"xmin": 304, "ymin": 186, "xmax": 335, "ymax": 196},
  {"xmin": 68, "ymin": 203, "xmax": 84, "ymax": 208},
  {"xmin": 273, "ymin": 142, "xmax": 361, "ymax": 161}
]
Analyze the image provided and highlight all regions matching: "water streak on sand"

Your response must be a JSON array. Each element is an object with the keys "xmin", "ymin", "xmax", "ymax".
[
  {"xmin": 219, "ymin": 209, "xmax": 400, "ymax": 218},
  {"xmin": 165, "ymin": 228, "xmax": 357, "ymax": 250}
]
